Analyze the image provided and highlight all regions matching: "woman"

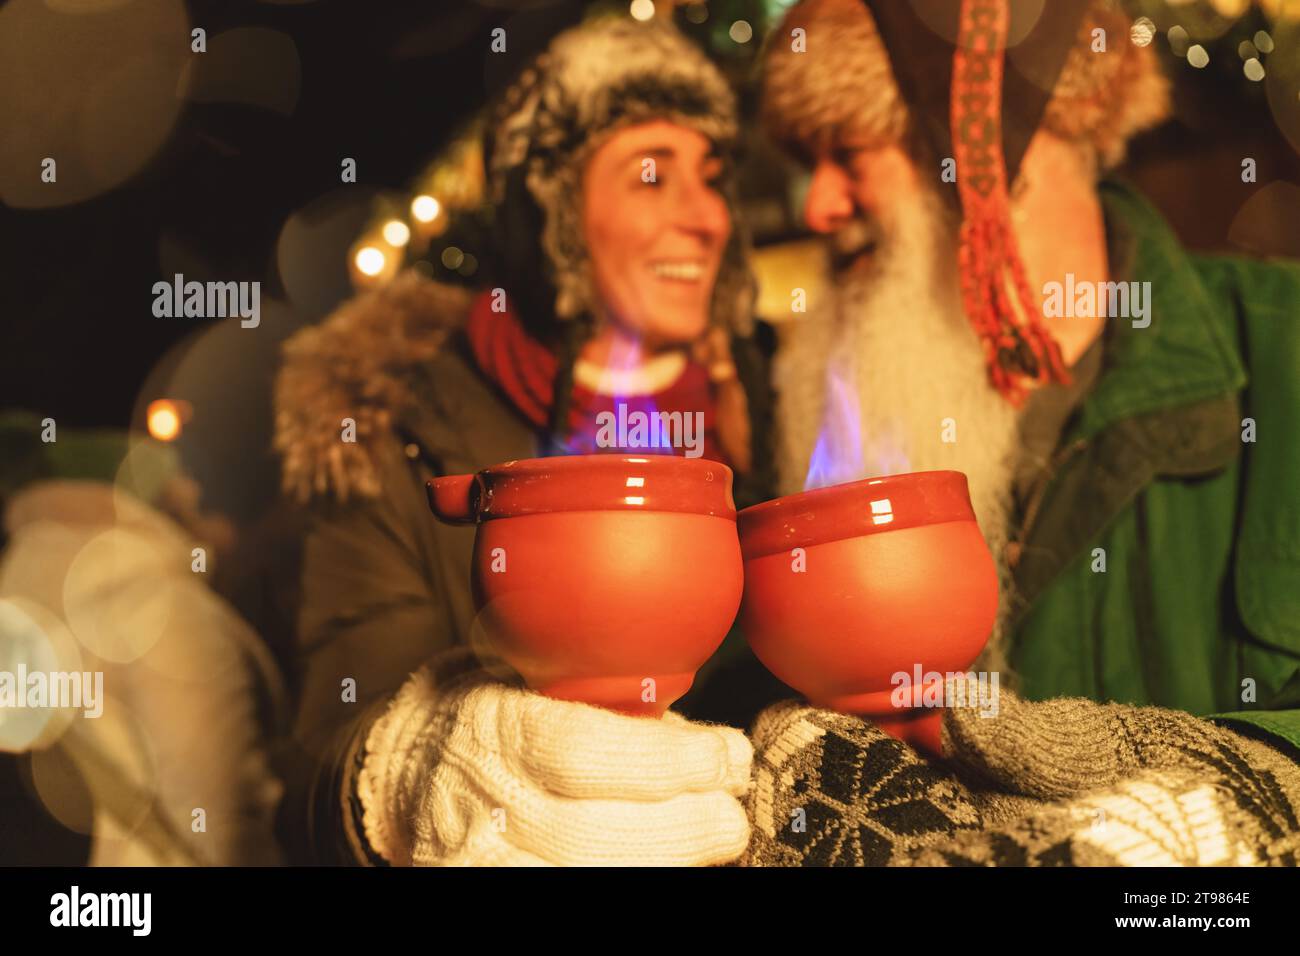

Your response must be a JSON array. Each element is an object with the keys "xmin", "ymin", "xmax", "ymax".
[{"xmin": 272, "ymin": 17, "xmax": 781, "ymax": 866}]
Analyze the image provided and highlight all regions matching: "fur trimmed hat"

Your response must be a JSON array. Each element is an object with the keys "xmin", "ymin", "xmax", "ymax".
[
  {"xmin": 485, "ymin": 15, "xmax": 754, "ymax": 339},
  {"xmin": 762, "ymin": 0, "xmax": 1171, "ymax": 174}
]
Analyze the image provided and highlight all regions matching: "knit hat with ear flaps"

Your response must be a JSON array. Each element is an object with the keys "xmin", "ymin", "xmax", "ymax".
[{"xmin": 486, "ymin": 16, "xmax": 755, "ymax": 342}]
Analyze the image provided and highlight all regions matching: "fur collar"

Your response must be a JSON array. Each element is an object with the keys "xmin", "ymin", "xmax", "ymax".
[{"xmin": 274, "ymin": 272, "xmax": 476, "ymax": 503}]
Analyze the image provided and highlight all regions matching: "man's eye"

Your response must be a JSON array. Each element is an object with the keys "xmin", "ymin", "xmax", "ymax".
[{"xmin": 636, "ymin": 164, "xmax": 663, "ymax": 186}]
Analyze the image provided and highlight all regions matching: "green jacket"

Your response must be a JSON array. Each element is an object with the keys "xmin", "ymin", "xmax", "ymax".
[{"xmin": 1007, "ymin": 180, "xmax": 1300, "ymax": 751}]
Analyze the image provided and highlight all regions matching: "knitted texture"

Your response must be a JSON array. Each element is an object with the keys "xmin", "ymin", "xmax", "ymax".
[
  {"xmin": 743, "ymin": 679, "xmax": 1300, "ymax": 866},
  {"xmin": 951, "ymin": 0, "xmax": 1070, "ymax": 404},
  {"xmin": 274, "ymin": 272, "xmax": 475, "ymax": 503},
  {"xmin": 358, "ymin": 651, "xmax": 753, "ymax": 866}
]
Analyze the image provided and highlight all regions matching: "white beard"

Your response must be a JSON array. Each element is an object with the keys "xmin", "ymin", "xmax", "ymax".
[{"xmin": 774, "ymin": 184, "xmax": 1022, "ymax": 675}]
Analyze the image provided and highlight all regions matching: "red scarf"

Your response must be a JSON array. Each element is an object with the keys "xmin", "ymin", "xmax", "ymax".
[
  {"xmin": 952, "ymin": 0, "xmax": 1069, "ymax": 404},
  {"xmin": 465, "ymin": 291, "xmax": 725, "ymax": 463}
]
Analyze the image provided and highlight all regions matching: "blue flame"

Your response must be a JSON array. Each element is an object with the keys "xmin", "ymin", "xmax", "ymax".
[
  {"xmin": 803, "ymin": 357, "xmax": 911, "ymax": 490},
  {"xmin": 565, "ymin": 335, "xmax": 678, "ymax": 457},
  {"xmin": 804, "ymin": 359, "xmax": 864, "ymax": 490}
]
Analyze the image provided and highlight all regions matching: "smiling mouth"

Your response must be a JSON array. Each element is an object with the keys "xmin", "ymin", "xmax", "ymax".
[{"xmin": 650, "ymin": 260, "xmax": 706, "ymax": 282}]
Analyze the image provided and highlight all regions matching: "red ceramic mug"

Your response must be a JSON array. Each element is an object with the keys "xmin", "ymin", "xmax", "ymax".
[
  {"xmin": 736, "ymin": 470, "xmax": 999, "ymax": 756},
  {"xmin": 427, "ymin": 455, "xmax": 743, "ymax": 717}
]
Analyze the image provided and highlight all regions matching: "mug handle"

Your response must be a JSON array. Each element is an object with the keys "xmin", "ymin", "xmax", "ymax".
[{"xmin": 426, "ymin": 475, "xmax": 478, "ymax": 524}]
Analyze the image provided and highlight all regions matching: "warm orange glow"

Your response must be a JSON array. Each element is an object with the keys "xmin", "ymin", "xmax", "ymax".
[
  {"xmin": 382, "ymin": 219, "xmax": 410, "ymax": 246},
  {"xmin": 147, "ymin": 400, "xmax": 182, "ymax": 442},
  {"xmin": 355, "ymin": 246, "xmax": 386, "ymax": 276},
  {"xmin": 411, "ymin": 195, "xmax": 440, "ymax": 223}
]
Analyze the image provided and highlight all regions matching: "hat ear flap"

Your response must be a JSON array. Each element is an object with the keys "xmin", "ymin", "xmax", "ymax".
[{"xmin": 494, "ymin": 160, "xmax": 562, "ymax": 341}]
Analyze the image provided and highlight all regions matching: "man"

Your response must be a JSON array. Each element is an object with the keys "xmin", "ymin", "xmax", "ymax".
[{"xmin": 743, "ymin": 0, "xmax": 1300, "ymax": 865}]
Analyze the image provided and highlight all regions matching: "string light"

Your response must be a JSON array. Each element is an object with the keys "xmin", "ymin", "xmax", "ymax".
[
  {"xmin": 355, "ymin": 246, "xmax": 386, "ymax": 276},
  {"xmin": 382, "ymin": 220, "xmax": 411, "ymax": 246},
  {"xmin": 411, "ymin": 195, "xmax": 441, "ymax": 222},
  {"xmin": 630, "ymin": 0, "xmax": 655, "ymax": 22},
  {"xmin": 146, "ymin": 400, "xmax": 182, "ymax": 442}
]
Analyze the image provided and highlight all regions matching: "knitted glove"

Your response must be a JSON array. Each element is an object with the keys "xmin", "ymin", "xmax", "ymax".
[
  {"xmin": 742, "ymin": 699, "xmax": 990, "ymax": 866},
  {"xmin": 928, "ymin": 686, "xmax": 1300, "ymax": 866},
  {"xmin": 357, "ymin": 649, "xmax": 753, "ymax": 866},
  {"xmin": 743, "ymin": 681, "xmax": 1300, "ymax": 867}
]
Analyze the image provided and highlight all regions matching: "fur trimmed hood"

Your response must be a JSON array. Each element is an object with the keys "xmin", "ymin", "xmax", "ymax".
[{"xmin": 274, "ymin": 273, "xmax": 476, "ymax": 503}]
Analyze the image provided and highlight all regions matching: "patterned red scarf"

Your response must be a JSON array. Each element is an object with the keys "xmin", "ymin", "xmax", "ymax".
[
  {"xmin": 952, "ymin": 0, "xmax": 1069, "ymax": 404},
  {"xmin": 465, "ymin": 291, "xmax": 725, "ymax": 463}
]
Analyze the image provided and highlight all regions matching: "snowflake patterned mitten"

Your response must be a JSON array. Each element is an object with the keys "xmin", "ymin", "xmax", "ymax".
[{"xmin": 743, "ymin": 683, "xmax": 1300, "ymax": 866}]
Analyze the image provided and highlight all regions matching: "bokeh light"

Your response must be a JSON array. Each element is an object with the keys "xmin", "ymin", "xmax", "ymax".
[
  {"xmin": 729, "ymin": 20, "xmax": 753, "ymax": 44},
  {"xmin": 178, "ymin": 27, "xmax": 302, "ymax": 116},
  {"xmin": 440, "ymin": 246, "xmax": 465, "ymax": 270},
  {"xmin": 146, "ymin": 400, "xmax": 182, "ymax": 442},
  {"xmin": 32, "ymin": 696, "xmax": 156, "ymax": 840},
  {"xmin": 1228, "ymin": 181, "xmax": 1300, "ymax": 258},
  {"xmin": 382, "ymin": 219, "xmax": 411, "ymax": 247},
  {"xmin": 913, "ymin": 0, "xmax": 1044, "ymax": 47},
  {"xmin": 276, "ymin": 186, "xmax": 382, "ymax": 318},
  {"xmin": 63, "ymin": 528, "xmax": 176, "ymax": 664},
  {"xmin": 0, "ymin": 0, "xmax": 190, "ymax": 208},
  {"xmin": 1131, "ymin": 17, "xmax": 1156, "ymax": 48},
  {"xmin": 1169, "ymin": 25, "xmax": 1191, "ymax": 57},
  {"xmin": 0, "ymin": 597, "xmax": 83, "ymax": 753},
  {"xmin": 1264, "ymin": 16, "xmax": 1300, "ymax": 156},
  {"xmin": 355, "ymin": 246, "xmax": 386, "ymax": 276},
  {"xmin": 411, "ymin": 194, "xmax": 441, "ymax": 222}
]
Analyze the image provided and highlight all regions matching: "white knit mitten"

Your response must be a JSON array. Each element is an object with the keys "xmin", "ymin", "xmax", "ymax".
[{"xmin": 357, "ymin": 651, "xmax": 753, "ymax": 866}]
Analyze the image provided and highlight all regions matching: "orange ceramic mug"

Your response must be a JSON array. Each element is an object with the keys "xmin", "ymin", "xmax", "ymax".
[
  {"xmin": 427, "ymin": 455, "xmax": 743, "ymax": 717},
  {"xmin": 737, "ymin": 471, "xmax": 999, "ymax": 756}
]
